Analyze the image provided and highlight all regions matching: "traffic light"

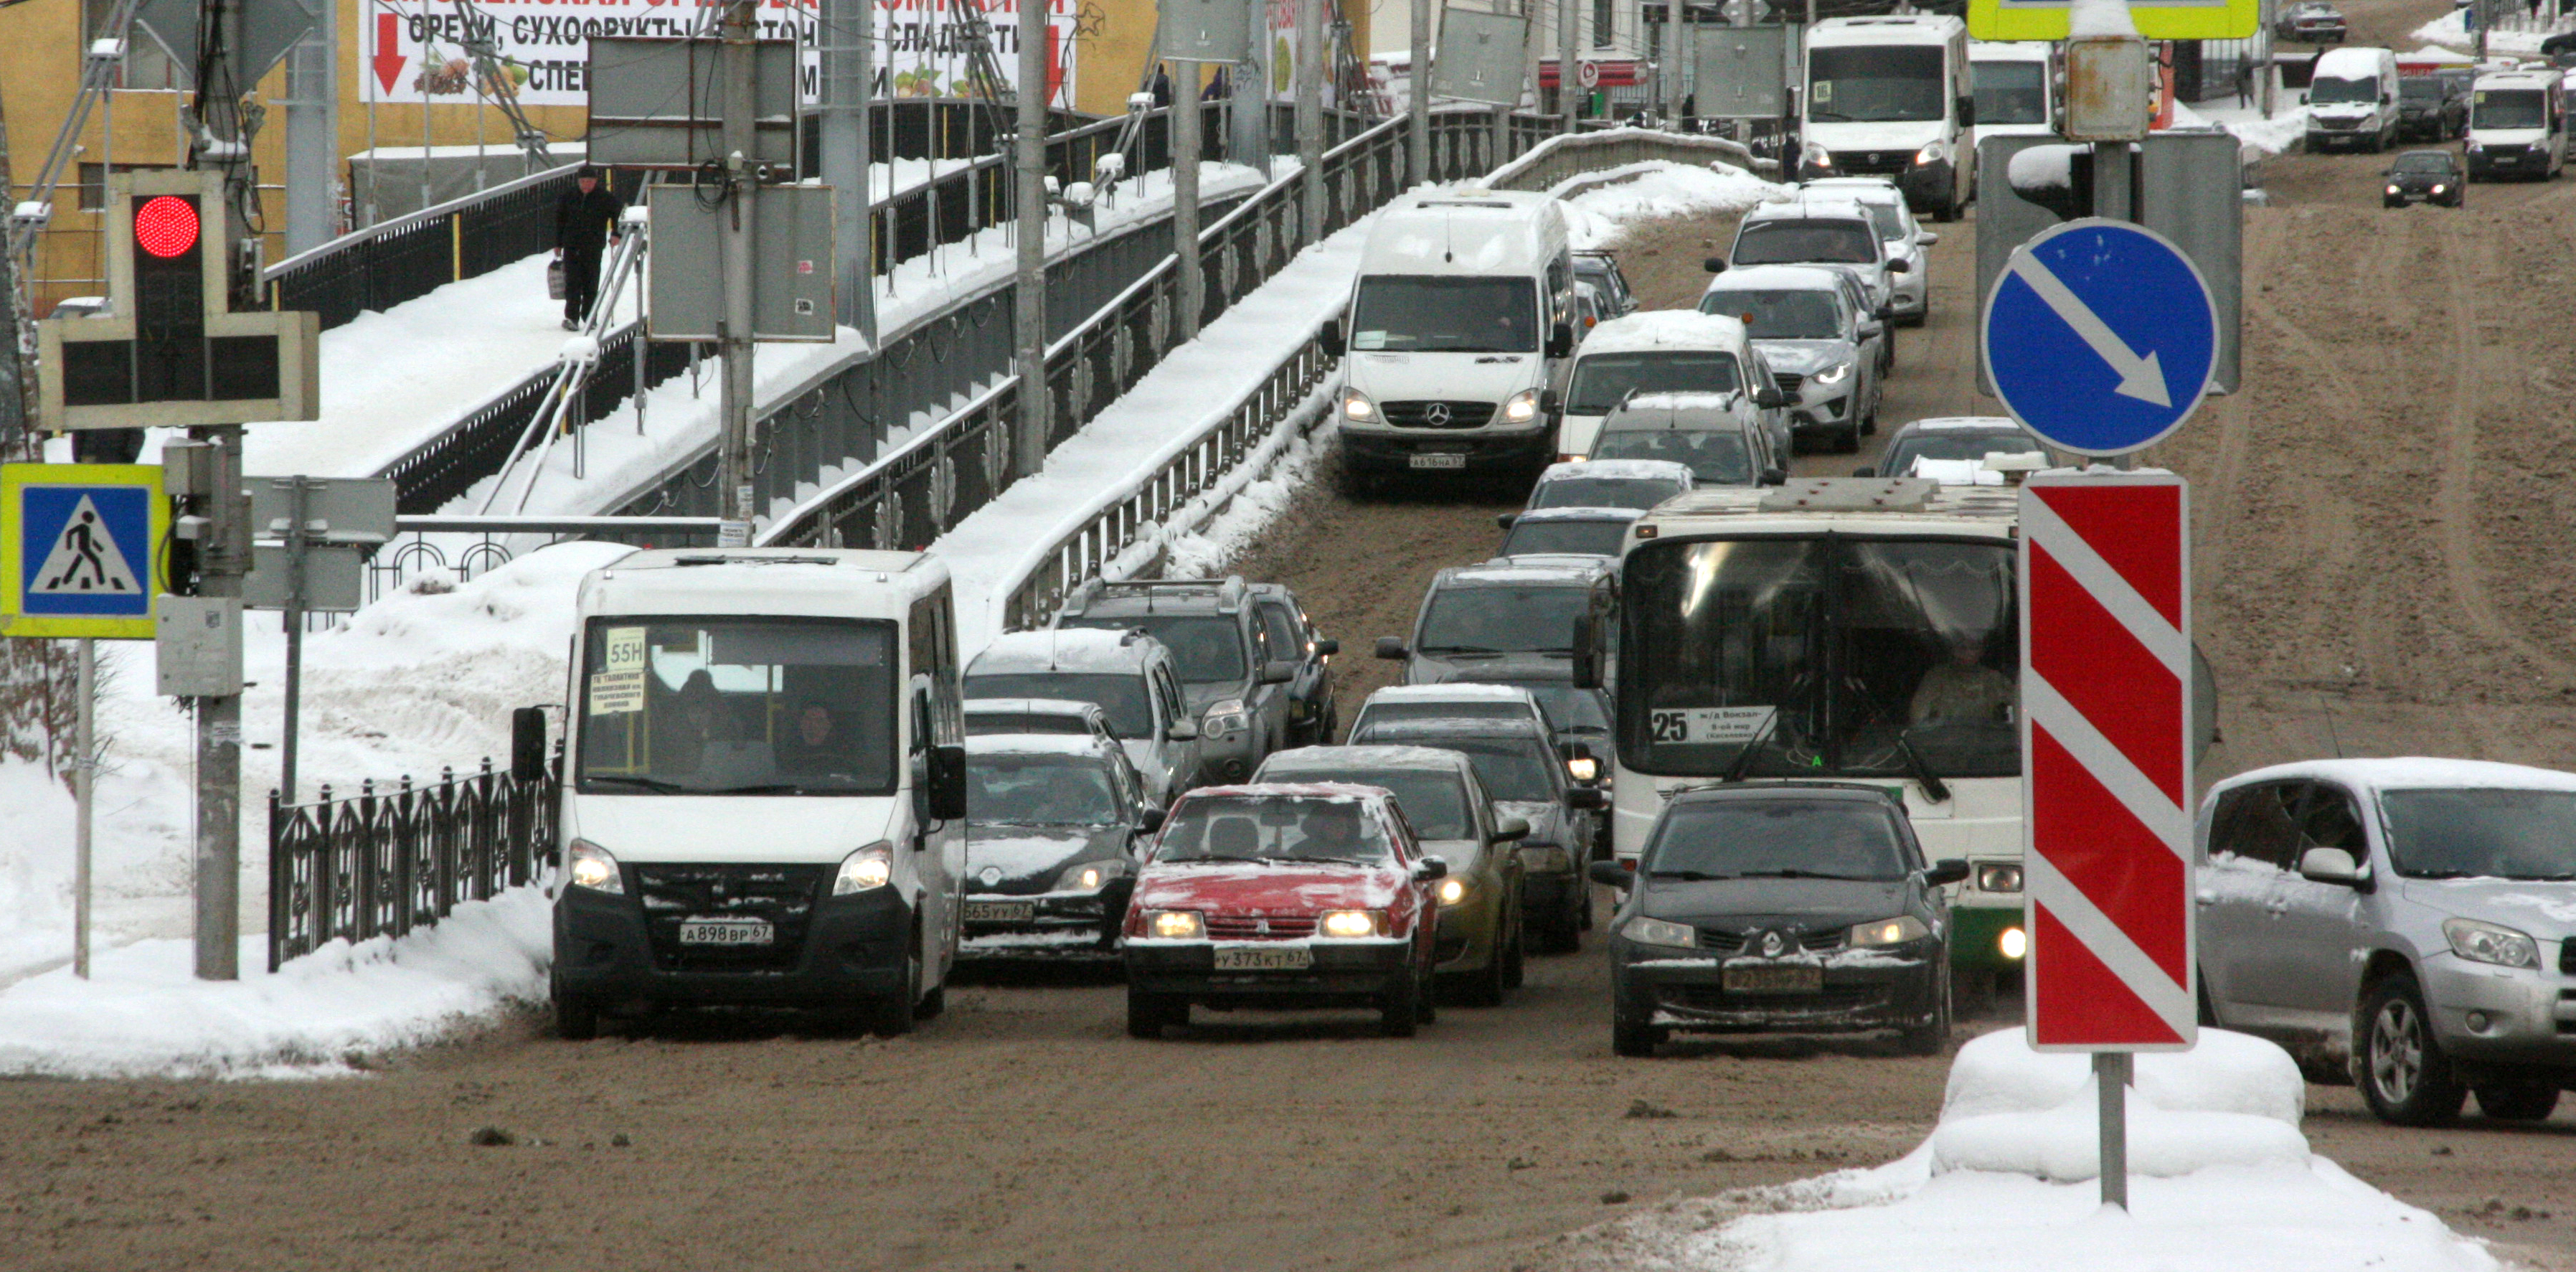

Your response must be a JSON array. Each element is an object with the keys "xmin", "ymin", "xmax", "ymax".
[{"xmin": 126, "ymin": 192, "xmax": 208, "ymax": 402}]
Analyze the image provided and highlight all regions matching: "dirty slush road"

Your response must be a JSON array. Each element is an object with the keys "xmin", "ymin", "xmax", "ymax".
[{"xmin": 11, "ymin": 44, "xmax": 2576, "ymax": 1271}]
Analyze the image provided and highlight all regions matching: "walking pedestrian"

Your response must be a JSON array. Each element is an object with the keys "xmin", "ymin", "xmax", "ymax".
[
  {"xmin": 2237, "ymin": 57, "xmax": 2253, "ymax": 108},
  {"xmin": 553, "ymin": 165, "xmax": 625, "ymax": 331}
]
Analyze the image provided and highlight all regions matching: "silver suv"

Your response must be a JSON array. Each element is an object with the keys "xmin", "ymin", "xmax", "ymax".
[{"xmin": 2197, "ymin": 758, "xmax": 2576, "ymax": 1126}]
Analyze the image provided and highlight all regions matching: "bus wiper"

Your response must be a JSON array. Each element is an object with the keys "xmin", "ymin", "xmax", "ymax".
[
  {"xmin": 701, "ymin": 783, "xmax": 803, "ymax": 796},
  {"xmin": 1722, "ymin": 711, "xmax": 1783, "ymax": 783},
  {"xmin": 583, "ymin": 774, "xmax": 688, "ymax": 793},
  {"xmin": 1893, "ymin": 729, "xmax": 1951, "ymax": 804},
  {"xmin": 1648, "ymin": 869, "xmax": 1733, "ymax": 881}
]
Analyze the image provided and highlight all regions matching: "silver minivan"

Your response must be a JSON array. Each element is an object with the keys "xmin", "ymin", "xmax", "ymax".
[{"xmin": 2197, "ymin": 758, "xmax": 2576, "ymax": 1126}]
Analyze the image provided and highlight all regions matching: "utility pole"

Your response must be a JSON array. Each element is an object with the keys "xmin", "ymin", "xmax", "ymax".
[
  {"xmin": 823, "ymin": 0, "xmax": 878, "ymax": 346},
  {"xmin": 189, "ymin": 424, "xmax": 247, "ymax": 980},
  {"xmin": 1172, "ymin": 65, "xmax": 1204, "ymax": 339},
  {"xmin": 1296, "ymin": 0, "xmax": 1325, "ymax": 246},
  {"xmin": 717, "ymin": 0, "xmax": 758, "ymax": 526},
  {"xmin": 1664, "ymin": 0, "xmax": 1684, "ymax": 121},
  {"xmin": 1014, "ymin": 0, "xmax": 1050, "ymax": 479},
  {"xmin": 281, "ymin": 7, "xmax": 337, "ymax": 254},
  {"xmin": 1409, "ymin": 0, "xmax": 1430, "ymax": 184},
  {"xmin": 1560, "ymin": 0, "xmax": 1580, "ymax": 133}
]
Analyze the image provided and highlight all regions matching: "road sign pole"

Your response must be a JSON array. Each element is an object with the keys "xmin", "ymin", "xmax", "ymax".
[
  {"xmin": 2097, "ymin": 1051, "xmax": 2130, "ymax": 1207},
  {"xmin": 718, "ymin": 0, "xmax": 759, "ymax": 526},
  {"xmin": 1296, "ymin": 0, "xmax": 1325, "ymax": 248},
  {"xmin": 1559, "ymin": 0, "xmax": 1579, "ymax": 133},
  {"xmin": 1409, "ymin": 0, "xmax": 1430, "ymax": 183},
  {"xmin": 73, "ymin": 635, "xmax": 93, "ymax": 979},
  {"xmin": 1173, "ymin": 62, "xmax": 1204, "ymax": 341},
  {"xmin": 1014, "ymin": 0, "xmax": 1050, "ymax": 483},
  {"xmin": 192, "ymin": 423, "xmax": 247, "ymax": 981}
]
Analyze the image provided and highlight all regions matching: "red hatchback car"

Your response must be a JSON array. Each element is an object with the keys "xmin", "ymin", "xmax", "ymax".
[{"xmin": 1122, "ymin": 783, "xmax": 1448, "ymax": 1038}]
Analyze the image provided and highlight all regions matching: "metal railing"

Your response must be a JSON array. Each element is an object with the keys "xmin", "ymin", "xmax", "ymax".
[
  {"xmin": 757, "ymin": 110, "xmax": 1519, "ymax": 556},
  {"xmin": 1485, "ymin": 125, "xmax": 1775, "ymax": 192},
  {"xmin": 364, "ymin": 516, "xmax": 730, "ymax": 604},
  {"xmin": 263, "ymin": 162, "xmax": 588, "ymax": 332},
  {"xmin": 266, "ymin": 755, "xmax": 557, "ymax": 972}
]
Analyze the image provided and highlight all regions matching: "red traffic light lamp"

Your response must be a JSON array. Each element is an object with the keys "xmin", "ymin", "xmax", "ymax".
[{"xmin": 133, "ymin": 196, "xmax": 202, "ymax": 259}]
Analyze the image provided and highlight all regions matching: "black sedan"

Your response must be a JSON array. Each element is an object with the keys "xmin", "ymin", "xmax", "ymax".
[
  {"xmin": 2396, "ymin": 74, "xmax": 2469, "ymax": 142},
  {"xmin": 1594, "ymin": 784, "xmax": 1966, "ymax": 1057},
  {"xmin": 958, "ymin": 734, "xmax": 1161, "ymax": 953},
  {"xmin": 2384, "ymin": 150, "xmax": 2466, "ymax": 208}
]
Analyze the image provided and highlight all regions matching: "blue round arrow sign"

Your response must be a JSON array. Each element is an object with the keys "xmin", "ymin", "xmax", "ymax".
[{"xmin": 1981, "ymin": 218, "xmax": 2218, "ymax": 457}]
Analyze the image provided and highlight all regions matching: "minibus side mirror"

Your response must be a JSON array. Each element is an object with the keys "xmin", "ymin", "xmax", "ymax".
[
  {"xmin": 1318, "ymin": 321, "xmax": 1346, "ymax": 357},
  {"xmin": 926, "ymin": 744, "xmax": 969, "ymax": 822},
  {"xmin": 510, "ymin": 706, "xmax": 548, "ymax": 783},
  {"xmin": 1547, "ymin": 323, "xmax": 1575, "ymax": 358}
]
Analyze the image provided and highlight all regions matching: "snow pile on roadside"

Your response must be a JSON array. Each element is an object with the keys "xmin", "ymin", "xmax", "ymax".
[
  {"xmin": 2412, "ymin": 9, "xmax": 2555, "ymax": 55},
  {"xmin": 1554, "ymin": 161, "xmax": 1790, "ymax": 250},
  {"xmin": 0, "ymin": 760, "xmax": 77, "ymax": 981},
  {"xmin": 0, "ymin": 886, "xmax": 550, "ymax": 1079},
  {"xmin": 1661, "ymin": 1030, "xmax": 2496, "ymax": 1272},
  {"xmin": 2167, "ymin": 100, "xmax": 2312, "ymax": 161}
]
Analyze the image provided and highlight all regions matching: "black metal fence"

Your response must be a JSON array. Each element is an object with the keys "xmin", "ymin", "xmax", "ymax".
[{"xmin": 266, "ymin": 756, "xmax": 558, "ymax": 972}]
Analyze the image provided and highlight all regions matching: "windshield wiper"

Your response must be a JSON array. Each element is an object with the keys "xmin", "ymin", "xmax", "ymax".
[
  {"xmin": 1648, "ymin": 869, "xmax": 1733, "ymax": 881},
  {"xmin": 1893, "ymin": 729, "xmax": 1951, "ymax": 804},
  {"xmin": 1722, "ymin": 711, "xmax": 1784, "ymax": 783},
  {"xmin": 699, "ymin": 783, "xmax": 804, "ymax": 796},
  {"xmin": 1735, "ymin": 868, "xmax": 1882, "ymax": 881},
  {"xmin": 582, "ymin": 774, "xmax": 688, "ymax": 793},
  {"xmin": 1420, "ymin": 644, "xmax": 1509, "ymax": 655},
  {"xmin": 1808, "ymin": 110, "xmax": 1852, "ymax": 122}
]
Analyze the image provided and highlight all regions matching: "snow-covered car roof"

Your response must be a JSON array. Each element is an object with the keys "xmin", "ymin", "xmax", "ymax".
[
  {"xmin": 1575, "ymin": 309, "xmax": 1750, "ymax": 356},
  {"xmin": 1258, "ymin": 745, "xmax": 1478, "ymax": 773},
  {"xmin": 1612, "ymin": 391, "xmax": 1743, "ymax": 415},
  {"xmin": 1354, "ymin": 715, "xmax": 1553, "ymax": 743},
  {"xmin": 1364, "ymin": 682, "xmax": 1541, "ymax": 704},
  {"xmin": 2207, "ymin": 758, "xmax": 2576, "ymax": 802},
  {"xmin": 964, "ymin": 697, "xmax": 1106, "ymax": 717},
  {"xmin": 1742, "ymin": 197, "xmax": 1874, "ymax": 225},
  {"xmin": 1701, "ymin": 263, "xmax": 1851, "ymax": 293},
  {"xmin": 1176, "ymin": 781, "xmax": 1402, "ymax": 804},
  {"xmin": 1507, "ymin": 505, "xmax": 1643, "ymax": 524},
  {"xmin": 1895, "ymin": 416, "xmax": 2024, "ymax": 433},
  {"xmin": 1437, "ymin": 558, "xmax": 1613, "ymax": 587},
  {"xmin": 966, "ymin": 734, "xmax": 1124, "ymax": 759},
  {"xmin": 1538, "ymin": 458, "xmax": 1697, "ymax": 484},
  {"xmin": 968, "ymin": 627, "xmax": 1166, "ymax": 675}
]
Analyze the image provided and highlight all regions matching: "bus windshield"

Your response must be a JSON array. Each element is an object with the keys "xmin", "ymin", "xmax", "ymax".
[
  {"xmin": 1973, "ymin": 60, "xmax": 2047, "ymax": 125},
  {"xmin": 2473, "ymin": 88, "xmax": 2547, "ymax": 131},
  {"xmin": 1615, "ymin": 535, "xmax": 2019, "ymax": 779},
  {"xmin": 578, "ymin": 617, "xmax": 901, "ymax": 796},
  {"xmin": 1808, "ymin": 46, "xmax": 1946, "ymax": 123},
  {"xmin": 1349, "ymin": 276, "xmax": 1539, "ymax": 352}
]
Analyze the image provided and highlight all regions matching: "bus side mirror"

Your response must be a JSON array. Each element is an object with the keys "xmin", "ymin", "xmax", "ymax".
[
  {"xmin": 510, "ymin": 707, "xmax": 549, "ymax": 783},
  {"xmin": 927, "ymin": 744, "xmax": 969, "ymax": 821},
  {"xmin": 1571, "ymin": 612, "xmax": 1601, "ymax": 689},
  {"xmin": 1540, "ymin": 389, "xmax": 1562, "ymax": 416},
  {"xmin": 1547, "ymin": 324, "xmax": 1575, "ymax": 357}
]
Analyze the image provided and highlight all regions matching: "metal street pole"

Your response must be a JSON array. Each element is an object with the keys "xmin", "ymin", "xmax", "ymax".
[
  {"xmin": 822, "ymin": 0, "xmax": 878, "ymax": 345},
  {"xmin": 1296, "ymin": 0, "xmax": 1324, "ymax": 246},
  {"xmin": 2097, "ymin": 1052, "xmax": 2131, "ymax": 1208},
  {"xmin": 192, "ymin": 423, "xmax": 247, "ymax": 981},
  {"xmin": 283, "ymin": 5, "xmax": 338, "ymax": 254},
  {"xmin": 1664, "ymin": 0, "xmax": 1684, "ymax": 121},
  {"xmin": 717, "ymin": 0, "xmax": 758, "ymax": 526},
  {"xmin": 279, "ymin": 478, "xmax": 309, "ymax": 803},
  {"xmin": 1409, "ymin": 0, "xmax": 1430, "ymax": 183},
  {"xmin": 1560, "ymin": 0, "xmax": 1580, "ymax": 133},
  {"xmin": 1014, "ymin": 0, "xmax": 1050, "ymax": 479},
  {"xmin": 73, "ymin": 637, "xmax": 93, "ymax": 979},
  {"xmin": 1172, "ymin": 65, "xmax": 1204, "ymax": 340}
]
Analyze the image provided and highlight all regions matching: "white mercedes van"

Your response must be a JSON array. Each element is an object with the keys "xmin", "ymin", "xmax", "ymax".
[
  {"xmin": 1798, "ymin": 15, "xmax": 1976, "ymax": 222},
  {"xmin": 2306, "ymin": 46, "xmax": 2402, "ymax": 152},
  {"xmin": 1322, "ymin": 189, "xmax": 1577, "ymax": 489},
  {"xmin": 546, "ymin": 548, "xmax": 968, "ymax": 1040},
  {"xmin": 2466, "ymin": 67, "xmax": 2567, "ymax": 180}
]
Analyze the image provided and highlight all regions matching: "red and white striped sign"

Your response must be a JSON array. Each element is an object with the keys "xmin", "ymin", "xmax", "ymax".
[{"xmin": 2019, "ymin": 471, "xmax": 2197, "ymax": 1050}]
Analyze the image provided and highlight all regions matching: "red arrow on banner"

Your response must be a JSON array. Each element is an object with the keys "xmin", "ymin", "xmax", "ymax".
[{"xmin": 372, "ymin": 13, "xmax": 407, "ymax": 94}]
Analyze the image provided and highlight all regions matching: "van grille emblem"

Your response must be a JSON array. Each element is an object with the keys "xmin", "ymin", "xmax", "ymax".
[{"xmin": 1425, "ymin": 402, "xmax": 1452, "ymax": 425}]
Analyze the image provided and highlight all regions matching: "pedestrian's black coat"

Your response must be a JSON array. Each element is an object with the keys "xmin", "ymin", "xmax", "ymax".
[{"xmin": 555, "ymin": 182, "xmax": 626, "ymax": 251}]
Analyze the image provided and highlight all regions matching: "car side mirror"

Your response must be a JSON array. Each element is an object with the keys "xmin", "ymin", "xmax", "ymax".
[
  {"xmin": 1539, "ymin": 388, "xmax": 1562, "ymax": 416},
  {"xmin": 1920, "ymin": 231, "xmax": 1940, "ymax": 245},
  {"xmin": 927, "ymin": 743, "xmax": 969, "ymax": 822},
  {"xmin": 1495, "ymin": 512, "xmax": 1519, "ymax": 529},
  {"xmin": 1762, "ymin": 466, "xmax": 1787, "ymax": 486},
  {"xmin": 1924, "ymin": 858, "xmax": 1971, "ymax": 887},
  {"xmin": 1313, "ymin": 637, "xmax": 1340, "ymax": 657},
  {"xmin": 1886, "ymin": 258, "xmax": 1910, "ymax": 275},
  {"xmin": 1876, "ymin": 306, "xmax": 1895, "ymax": 322},
  {"xmin": 2298, "ymin": 846, "xmax": 2369, "ymax": 888},
  {"xmin": 1587, "ymin": 859, "xmax": 1632, "ymax": 889},
  {"xmin": 1571, "ymin": 611, "xmax": 1600, "ymax": 689},
  {"xmin": 509, "ymin": 705, "xmax": 548, "ymax": 783},
  {"xmin": 1412, "ymin": 857, "xmax": 1449, "ymax": 882},
  {"xmin": 1138, "ymin": 807, "xmax": 1166, "ymax": 834},
  {"xmin": 2298, "ymin": 91, "xmax": 2308, "ymax": 105},
  {"xmin": 1374, "ymin": 636, "xmax": 1407, "ymax": 660},
  {"xmin": 1260, "ymin": 659, "xmax": 1296, "ymax": 685},
  {"xmin": 1318, "ymin": 321, "xmax": 1346, "ymax": 357},
  {"xmin": 1851, "ymin": 466, "xmax": 1876, "ymax": 478},
  {"xmin": 1547, "ymin": 324, "xmax": 1575, "ymax": 357},
  {"xmin": 1703, "ymin": 256, "xmax": 1728, "ymax": 274},
  {"xmin": 1166, "ymin": 720, "xmax": 1200, "ymax": 742},
  {"xmin": 1492, "ymin": 815, "xmax": 1532, "ymax": 843},
  {"xmin": 1755, "ymin": 387, "xmax": 1785, "ymax": 409},
  {"xmin": 1565, "ymin": 786, "xmax": 1607, "ymax": 811}
]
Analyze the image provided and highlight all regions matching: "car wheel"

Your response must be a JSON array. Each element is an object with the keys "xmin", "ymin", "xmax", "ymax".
[
  {"xmin": 1456, "ymin": 933, "xmax": 1509, "ymax": 1007},
  {"xmin": 1900, "ymin": 972, "xmax": 1953, "ymax": 1057},
  {"xmin": 2474, "ymin": 1082, "xmax": 2561, "ymax": 1122},
  {"xmin": 1613, "ymin": 1007, "xmax": 1664, "ymax": 1057},
  {"xmin": 553, "ymin": 994, "xmax": 600, "ymax": 1042},
  {"xmin": 915, "ymin": 983, "xmax": 945, "ymax": 1020},
  {"xmin": 1380, "ymin": 967, "xmax": 1422, "ymax": 1037},
  {"xmin": 2358, "ymin": 974, "xmax": 2466, "ymax": 1126},
  {"xmin": 871, "ymin": 933, "xmax": 923, "ymax": 1038},
  {"xmin": 1836, "ymin": 425, "xmax": 1862, "ymax": 454},
  {"xmin": 1415, "ymin": 956, "xmax": 1439, "ymax": 1024},
  {"xmin": 1127, "ymin": 989, "xmax": 1186, "ymax": 1039},
  {"xmin": 1503, "ymin": 920, "xmax": 1526, "ymax": 990}
]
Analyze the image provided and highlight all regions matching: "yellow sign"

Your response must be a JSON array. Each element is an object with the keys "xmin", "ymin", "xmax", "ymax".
[
  {"xmin": 0, "ymin": 463, "xmax": 169, "ymax": 640},
  {"xmin": 1968, "ymin": 0, "xmax": 2259, "ymax": 42}
]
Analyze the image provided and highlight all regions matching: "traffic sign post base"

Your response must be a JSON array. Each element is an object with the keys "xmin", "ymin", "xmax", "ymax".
[{"xmin": 2097, "ymin": 1051, "xmax": 2131, "ymax": 1209}]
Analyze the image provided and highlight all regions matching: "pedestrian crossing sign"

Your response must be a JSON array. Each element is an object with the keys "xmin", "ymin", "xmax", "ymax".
[{"xmin": 1, "ymin": 463, "xmax": 167, "ymax": 639}]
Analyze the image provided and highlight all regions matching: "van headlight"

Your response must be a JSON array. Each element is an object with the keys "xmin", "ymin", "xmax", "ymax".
[
  {"xmin": 1318, "ymin": 909, "xmax": 1383, "ymax": 938},
  {"xmin": 1621, "ymin": 915, "xmax": 1697, "ymax": 948},
  {"xmin": 1915, "ymin": 141, "xmax": 1948, "ymax": 166},
  {"xmin": 1502, "ymin": 388, "xmax": 1542, "ymax": 424},
  {"xmin": 834, "ymin": 841, "xmax": 895, "ymax": 894},
  {"xmin": 2443, "ymin": 918, "xmax": 2539, "ymax": 969},
  {"xmin": 1813, "ymin": 359, "xmax": 1852, "ymax": 385},
  {"xmin": 1802, "ymin": 141, "xmax": 1834, "ymax": 169},
  {"xmin": 566, "ymin": 839, "xmax": 623, "ymax": 894},
  {"xmin": 1850, "ymin": 915, "xmax": 1931, "ymax": 947},
  {"xmin": 1341, "ymin": 387, "xmax": 1379, "ymax": 422},
  {"xmin": 1202, "ymin": 699, "xmax": 1249, "ymax": 738}
]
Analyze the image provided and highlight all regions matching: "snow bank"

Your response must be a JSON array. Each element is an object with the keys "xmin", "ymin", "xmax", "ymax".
[
  {"xmin": 1553, "ymin": 161, "xmax": 1790, "ymax": 250},
  {"xmin": 0, "ymin": 886, "xmax": 549, "ymax": 1079},
  {"xmin": 2166, "ymin": 100, "xmax": 2312, "ymax": 161},
  {"xmin": 2412, "ymin": 9, "xmax": 2556, "ymax": 55},
  {"xmin": 1651, "ymin": 1031, "xmax": 2500, "ymax": 1272}
]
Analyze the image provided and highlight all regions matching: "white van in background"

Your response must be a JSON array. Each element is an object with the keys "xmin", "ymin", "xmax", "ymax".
[
  {"xmin": 1968, "ymin": 40, "xmax": 2056, "ymax": 141},
  {"xmin": 545, "ymin": 548, "xmax": 969, "ymax": 1040},
  {"xmin": 1322, "ymin": 189, "xmax": 1577, "ymax": 491},
  {"xmin": 2305, "ymin": 45, "xmax": 2402, "ymax": 152},
  {"xmin": 2466, "ymin": 67, "xmax": 2568, "ymax": 179},
  {"xmin": 1798, "ymin": 15, "xmax": 1976, "ymax": 222}
]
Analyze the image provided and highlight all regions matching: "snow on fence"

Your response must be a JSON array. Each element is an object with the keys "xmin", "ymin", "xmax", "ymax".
[{"xmin": 265, "ymin": 754, "xmax": 558, "ymax": 974}]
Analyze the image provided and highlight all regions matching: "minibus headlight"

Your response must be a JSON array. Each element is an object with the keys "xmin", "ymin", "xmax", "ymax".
[
  {"xmin": 1502, "ymin": 389, "xmax": 1542, "ymax": 423},
  {"xmin": 1341, "ymin": 387, "xmax": 1379, "ymax": 422},
  {"xmin": 1915, "ymin": 142, "xmax": 1948, "ymax": 166},
  {"xmin": 834, "ymin": 842, "xmax": 895, "ymax": 895},
  {"xmin": 567, "ymin": 839, "xmax": 623, "ymax": 894}
]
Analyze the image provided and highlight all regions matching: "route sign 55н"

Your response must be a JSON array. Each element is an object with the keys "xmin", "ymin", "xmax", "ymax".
[{"xmin": 1968, "ymin": 0, "xmax": 2257, "ymax": 42}]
